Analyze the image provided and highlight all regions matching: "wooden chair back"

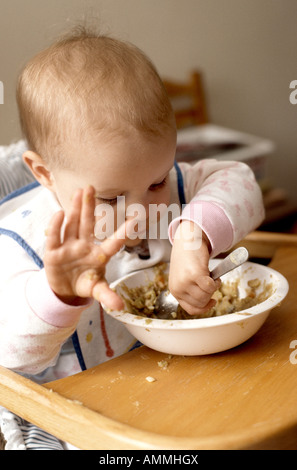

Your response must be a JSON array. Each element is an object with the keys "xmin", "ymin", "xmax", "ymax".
[{"xmin": 163, "ymin": 70, "xmax": 208, "ymax": 128}]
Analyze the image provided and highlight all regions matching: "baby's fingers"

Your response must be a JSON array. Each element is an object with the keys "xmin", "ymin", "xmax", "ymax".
[
  {"xmin": 79, "ymin": 186, "xmax": 96, "ymax": 239},
  {"xmin": 92, "ymin": 280, "xmax": 124, "ymax": 311},
  {"xmin": 196, "ymin": 275, "xmax": 219, "ymax": 295},
  {"xmin": 63, "ymin": 189, "xmax": 83, "ymax": 240},
  {"xmin": 45, "ymin": 210, "xmax": 65, "ymax": 250},
  {"xmin": 100, "ymin": 218, "xmax": 136, "ymax": 260},
  {"xmin": 170, "ymin": 275, "xmax": 220, "ymax": 316},
  {"xmin": 179, "ymin": 297, "xmax": 217, "ymax": 317}
]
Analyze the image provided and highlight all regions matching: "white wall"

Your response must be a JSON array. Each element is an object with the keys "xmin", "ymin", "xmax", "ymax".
[{"xmin": 0, "ymin": 0, "xmax": 296, "ymax": 201}]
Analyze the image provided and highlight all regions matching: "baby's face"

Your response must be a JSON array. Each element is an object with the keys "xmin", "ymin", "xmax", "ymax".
[{"xmin": 51, "ymin": 129, "xmax": 176, "ymax": 245}]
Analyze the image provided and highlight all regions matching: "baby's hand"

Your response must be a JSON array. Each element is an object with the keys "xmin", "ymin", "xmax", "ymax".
[
  {"xmin": 44, "ymin": 186, "xmax": 129, "ymax": 311},
  {"xmin": 169, "ymin": 221, "xmax": 220, "ymax": 316}
]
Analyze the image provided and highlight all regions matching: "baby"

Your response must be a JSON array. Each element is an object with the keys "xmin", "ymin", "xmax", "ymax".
[{"xmin": 0, "ymin": 28, "xmax": 264, "ymax": 378}]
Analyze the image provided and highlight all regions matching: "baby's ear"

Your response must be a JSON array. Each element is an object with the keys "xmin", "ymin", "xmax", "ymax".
[{"xmin": 22, "ymin": 151, "xmax": 55, "ymax": 190}]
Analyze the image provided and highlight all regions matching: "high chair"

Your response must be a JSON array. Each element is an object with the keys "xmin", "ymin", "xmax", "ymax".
[
  {"xmin": 0, "ymin": 231, "xmax": 297, "ymax": 450},
  {"xmin": 163, "ymin": 70, "xmax": 208, "ymax": 128}
]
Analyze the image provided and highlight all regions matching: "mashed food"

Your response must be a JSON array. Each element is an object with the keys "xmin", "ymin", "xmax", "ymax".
[{"xmin": 119, "ymin": 263, "xmax": 273, "ymax": 319}]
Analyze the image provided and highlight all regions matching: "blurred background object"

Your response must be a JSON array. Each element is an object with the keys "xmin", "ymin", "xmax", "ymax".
[{"xmin": 0, "ymin": 0, "xmax": 296, "ymax": 230}]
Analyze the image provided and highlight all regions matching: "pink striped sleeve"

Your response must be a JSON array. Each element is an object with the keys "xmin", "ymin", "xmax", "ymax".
[
  {"xmin": 169, "ymin": 159, "xmax": 265, "ymax": 257},
  {"xmin": 168, "ymin": 200, "xmax": 234, "ymax": 257}
]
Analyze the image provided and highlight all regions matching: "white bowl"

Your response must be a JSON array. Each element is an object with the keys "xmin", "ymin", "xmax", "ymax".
[{"xmin": 108, "ymin": 260, "xmax": 289, "ymax": 355}]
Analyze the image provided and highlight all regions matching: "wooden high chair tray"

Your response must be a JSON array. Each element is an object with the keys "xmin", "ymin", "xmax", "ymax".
[{"xmin": 0, "ymin": 237, "xmax": 297, "ymax": 450}]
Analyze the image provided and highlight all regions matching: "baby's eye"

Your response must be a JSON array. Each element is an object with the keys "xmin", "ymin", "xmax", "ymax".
[
  {"xmin": 96, "ymin": 196, "xmax": 118, "ymax": 205},
  {"xmin": 149, "ymin": 176, "xmax": 168, "ymax": 191}
]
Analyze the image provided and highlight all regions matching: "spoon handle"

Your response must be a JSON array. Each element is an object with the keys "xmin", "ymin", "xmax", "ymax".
[{"xmin": 210, "ymin": 247, "xmax": 249, "ymax": 280}]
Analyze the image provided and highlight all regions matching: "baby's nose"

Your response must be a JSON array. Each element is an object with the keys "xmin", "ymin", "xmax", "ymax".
[{"xmin": 125, "ymin": 196, "xmax": 150, "ymax": 220}]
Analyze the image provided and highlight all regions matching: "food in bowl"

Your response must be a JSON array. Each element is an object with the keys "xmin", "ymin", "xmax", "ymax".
[
  {"xmin": 107, "ymin": 261, "xmax": 289, "ymax": 355},
  {"xmin": 118, "ymin": 263, "xmax": 273, "ymax": 320}
]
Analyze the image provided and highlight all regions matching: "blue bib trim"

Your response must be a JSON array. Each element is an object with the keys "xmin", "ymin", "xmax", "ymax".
[
  {"xmin": 0, "ymin": 228, "xmax": 44, "ymax": 269},
  {"xmin": 0, "ymin": 180, "xmax": 40, "ymax": 206},
  {"xmin": 71, "ymin": 332, "xmax": 87, "ymax": 371},
  {"xmin": 0, "ymin": 225, "xmax": 84, "ymax": 369},
  {"xmin": 128, "ymin": 340, "xmax": 143, "ymax": 352},
  {"xmin": 174, "ymin": 161, "xmax": 186, "ymax": 205}
]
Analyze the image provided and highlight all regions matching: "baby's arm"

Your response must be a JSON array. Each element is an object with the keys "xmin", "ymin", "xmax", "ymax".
[
  {"xmin": 0, "ymin": 240, "xmax": 85, "ymax": 374},
  {"xmin": 0, "ymin": 186, "xmax": 130, "ymax": 374},
  {"xmin": 171, "ymin": 159, "xmax": 265, "ymax": 257},
  {"xmin": 169, "ymin": 220, "xmax": 221, "ymax": 316},
  {"xmin": 168, "ymin": 159, "xmax": 264, "ymax": 315}
]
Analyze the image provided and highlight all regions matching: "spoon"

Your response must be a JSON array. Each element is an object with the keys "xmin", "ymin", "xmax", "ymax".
[{"xmin": 155, "ymin": 246, "xmax": 249, "ymax": 319}]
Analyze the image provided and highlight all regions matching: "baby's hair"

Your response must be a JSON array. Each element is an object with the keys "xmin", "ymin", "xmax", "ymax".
[{"xmin": 16, "ymin": 26, "xmax": 175, "ymax": 167}]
